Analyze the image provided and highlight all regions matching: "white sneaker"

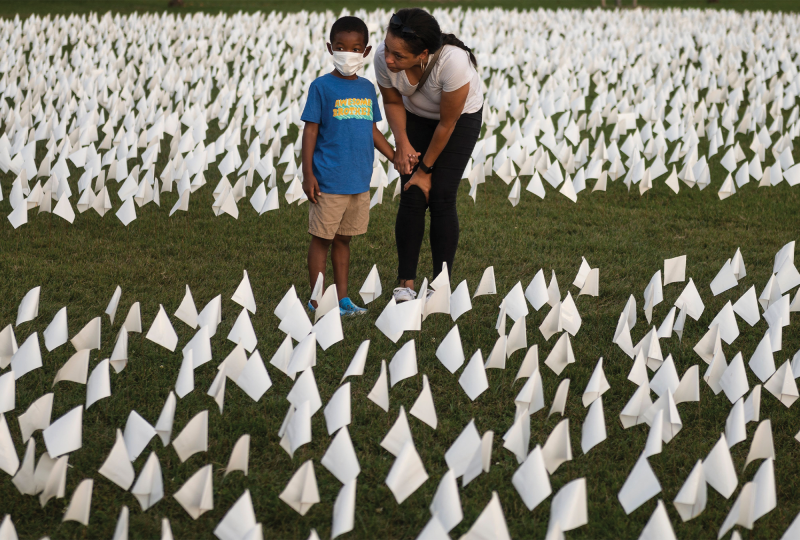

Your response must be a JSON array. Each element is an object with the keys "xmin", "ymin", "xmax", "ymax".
[
  {"xmin": 425, "ymin": 288, "xmax": 435, "ymax": 302},
  {"xmin": 393, "ymin": 287, "xmax": 417, "ymax": 303}
]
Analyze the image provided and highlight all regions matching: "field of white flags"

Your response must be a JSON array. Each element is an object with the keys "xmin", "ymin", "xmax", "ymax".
[
  {"xmin": 1, "ymin": 5, "xmax": 800, "ymax": 540},
  {"xmin": 2, "ymin": 244, "xmax": 800, "ymax": 539},
  {"xmin": 1, "ymin": 7, "xmax": 800, "ymax": 228}
]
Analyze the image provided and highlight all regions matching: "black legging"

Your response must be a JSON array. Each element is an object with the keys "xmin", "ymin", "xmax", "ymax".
[{"xmin": 396, "ymin": 108, "xmax": 483, "ymax": 282}]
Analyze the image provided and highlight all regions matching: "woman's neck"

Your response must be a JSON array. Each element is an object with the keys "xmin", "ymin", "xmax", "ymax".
[{"xmin": 405, "ymin": 64, "xmax": 424, "ymax": 84}]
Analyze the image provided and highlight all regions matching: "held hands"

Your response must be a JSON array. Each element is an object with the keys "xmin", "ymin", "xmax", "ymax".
[
  {"xmin": 389, "ymin": 140, "xmax": 429, "ymax": 200},
  {"xmin": 393, "ymin": 140, "xmax": 421, "ymax": 175},
  {"xmin": 303, "ymin": 174, "xmax": 321, "ymax": 204}
]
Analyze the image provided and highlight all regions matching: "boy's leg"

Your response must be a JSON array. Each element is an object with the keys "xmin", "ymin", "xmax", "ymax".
[
  {"xmin": 335, "ymin": 191, "xmax": 370, "ymax": 304},
  {"xmin": 308, "ymin": 235, "xmax": 333, "ymax": 308},
  {"xmin": 309, "ymin": 192, "xmax": 351, "ymax": 308},
  {"xmin": 331, "ymin": 234, "xmax": 352, "ymax": 301}
]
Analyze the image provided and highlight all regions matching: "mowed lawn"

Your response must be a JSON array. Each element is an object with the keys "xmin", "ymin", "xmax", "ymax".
[
  {"xmin": 2, "ymin": 4, "xmax": 800, "ymax": 540},
  {"xmin": 3, "ymin": 126, "xmax": 800, "ymax": 539}
]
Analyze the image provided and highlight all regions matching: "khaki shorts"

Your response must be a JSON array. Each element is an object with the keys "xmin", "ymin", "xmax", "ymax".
[{"xmin": 308, "ymin": 192, "xmax": 370, "ymax": 240}]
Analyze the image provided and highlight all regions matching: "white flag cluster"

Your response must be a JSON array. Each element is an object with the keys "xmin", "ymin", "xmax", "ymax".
[
  {"xmin": 2, "ymin": 5, "xmax": 800, "ymax": 539},
  {"xmin": 2, "ymin": 237, "xmax": 800, "ymax": 538},
  {"xmin": 4, "ymin": 8, "xmax": 800, "ymax": 232}
]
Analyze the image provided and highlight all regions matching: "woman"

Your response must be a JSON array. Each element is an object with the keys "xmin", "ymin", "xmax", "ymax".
[{"xmin": 374, "ymin": 8, "xmax": 484, "ymax": 302}]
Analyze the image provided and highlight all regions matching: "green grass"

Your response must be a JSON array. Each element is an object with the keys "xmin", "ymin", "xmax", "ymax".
[
  {"xmin": 2, "ymin": 3, "xmax": 800, "ymax": 540},
  {"xmin": 3, "ymin": 126, "xmax": 800, "ymax": 539}
]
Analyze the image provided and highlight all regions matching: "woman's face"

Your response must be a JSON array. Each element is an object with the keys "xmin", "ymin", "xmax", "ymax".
[{"xmin": 383, "ymin": 33, "xmax": 426, "ymax": 73}]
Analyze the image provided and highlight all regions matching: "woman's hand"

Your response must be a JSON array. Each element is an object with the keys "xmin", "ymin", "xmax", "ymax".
[
  {"xmin": 393, "ymin": 139, "xmax": 420, "ymax": 175},
  {"xmin": 404, "ymin": 169, "xmax": 432, "ymax": 202}
]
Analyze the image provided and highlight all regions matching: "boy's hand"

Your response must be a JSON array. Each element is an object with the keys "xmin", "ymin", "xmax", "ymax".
[
  {"xmin": 303, "ymin": 175, "xmax": 321, "ymax": 204},
  {"xmin": 393, "ymin": 140, "xmax": 419, "ymax": 175}
]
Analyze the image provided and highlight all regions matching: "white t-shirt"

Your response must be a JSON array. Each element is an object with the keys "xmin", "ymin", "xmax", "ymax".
[{"xmin": 373, "ymin": 41, "xmax": 484, "ymax": 120}]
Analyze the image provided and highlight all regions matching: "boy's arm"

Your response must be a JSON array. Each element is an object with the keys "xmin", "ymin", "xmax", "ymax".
[
  {"xmin": 301, "ymin": 122, "xmax": 320, "ymax": 204},
  {"xmin": 373, "ymin": 124, "xmax": 395, "ymax": 162},
  {"xmin": 378, "ymin": 84, "xmax": 419, "ymax": 175}
]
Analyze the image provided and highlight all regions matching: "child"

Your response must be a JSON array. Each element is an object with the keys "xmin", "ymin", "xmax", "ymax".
[{"xmin": 301, "ymin": 16, "xmax": 395, "ymax": 315}]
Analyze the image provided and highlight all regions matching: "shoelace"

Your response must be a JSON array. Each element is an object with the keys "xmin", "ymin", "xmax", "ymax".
[
  {"xmin": 340, "ymin": 299, "xmax": 359, "ymax": 310},
  {"xmin": 393, "ymin": 287, "xmax": 417, "ymax": 299}
]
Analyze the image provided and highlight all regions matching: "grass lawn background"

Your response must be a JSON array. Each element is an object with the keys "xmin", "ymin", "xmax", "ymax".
[{"xmin": 2, "ymin": 2, "xmax": 800, "ymax": 539}]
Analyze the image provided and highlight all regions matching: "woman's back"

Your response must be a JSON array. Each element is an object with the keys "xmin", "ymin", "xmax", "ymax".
[{"xmin": 374, "ymin": 41, "xmax": 484, "ymax": 120}]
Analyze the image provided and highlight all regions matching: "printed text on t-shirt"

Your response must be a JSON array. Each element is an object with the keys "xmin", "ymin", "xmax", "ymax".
[{"xmin": 333, "ymin": 98, "xmax": 373, "ymax": 120}]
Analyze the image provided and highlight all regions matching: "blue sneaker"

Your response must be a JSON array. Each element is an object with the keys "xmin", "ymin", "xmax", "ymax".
[
  {"xmin": 307, "ymin": 300, "xmax": 316, "ymax": 312},
  {"xmin": 339, "ymin": 297, "xmax": 367, "ymax": 316}
]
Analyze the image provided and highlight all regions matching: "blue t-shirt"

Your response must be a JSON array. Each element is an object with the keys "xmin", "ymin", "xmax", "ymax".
[{"xmin": 301, "ymin": 73, "xmax": 382, "ymax": 194}]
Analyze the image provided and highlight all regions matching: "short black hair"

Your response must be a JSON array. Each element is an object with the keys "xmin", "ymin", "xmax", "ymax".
[{"xmin": 329, "ymin": 16, "xmax": 369, "ymax": 46}]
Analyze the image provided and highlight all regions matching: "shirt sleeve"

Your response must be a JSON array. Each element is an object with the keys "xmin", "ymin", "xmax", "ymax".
[
  {"xmin": 372, "ymin": 86, "xmax": 383, "ymax": 122},
  {"xmin": 440, "ymin": 47, "xmax": 474, "ymax": 93},
  {"xmin": 300, "ymin": 81, "xmax": 322, "ymax": 124},
  {"xmin": 373, "ymin": 46, "xmax": 394, "ymax": 89}
]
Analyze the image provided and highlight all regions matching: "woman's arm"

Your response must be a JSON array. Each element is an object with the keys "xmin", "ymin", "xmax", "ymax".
[
  {"xmin": 404, "ymin": 83, "xmax": 470, "ymax": 200},
  {"xmin": 378, "ymin": 84, "xmax": 418, "ymax": 175},
  {"xmin": 301, "ymin": 122, "xmax": 321, "ymax": 203},
  {"xmin": 373, "ymin": 124, "xmax": 395, "ymax": 162},
  {"xmin": 419, "ymin": 83, "xmax": 469, "ymax": 169}
]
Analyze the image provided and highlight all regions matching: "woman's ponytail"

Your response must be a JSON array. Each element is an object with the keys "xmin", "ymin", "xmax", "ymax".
[{"xmin": 441, "ymin": 33, "xmax": 477, "ymax": 68}]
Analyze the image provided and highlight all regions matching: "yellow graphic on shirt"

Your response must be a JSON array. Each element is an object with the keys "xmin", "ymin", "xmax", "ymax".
[{"xmin": 333, "ymin": 98, "xmax": 373, "ymax": 120}]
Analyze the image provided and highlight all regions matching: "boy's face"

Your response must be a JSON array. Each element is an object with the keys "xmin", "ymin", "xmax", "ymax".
[{"xmin": 327, "ymin": 31, "xmax": 371, "ymax": 58}]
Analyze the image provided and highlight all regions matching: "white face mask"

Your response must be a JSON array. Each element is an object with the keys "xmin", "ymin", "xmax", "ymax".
[{"xmin": 331, "ymin": 51, "xmax": 365, "ymax": 76}]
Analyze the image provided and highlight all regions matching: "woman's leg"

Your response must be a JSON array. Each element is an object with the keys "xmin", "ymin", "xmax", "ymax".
[
  {"xmin": 395, "ymin": 112, "xmax": 438, "ymax": 284},
  {"xmin": 427, "ymin": 177, "xmax": 461, "ymax": 282},
  {"xmin": 427, "ymin": 111, "xmax": 483, "ymax": 281}
]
